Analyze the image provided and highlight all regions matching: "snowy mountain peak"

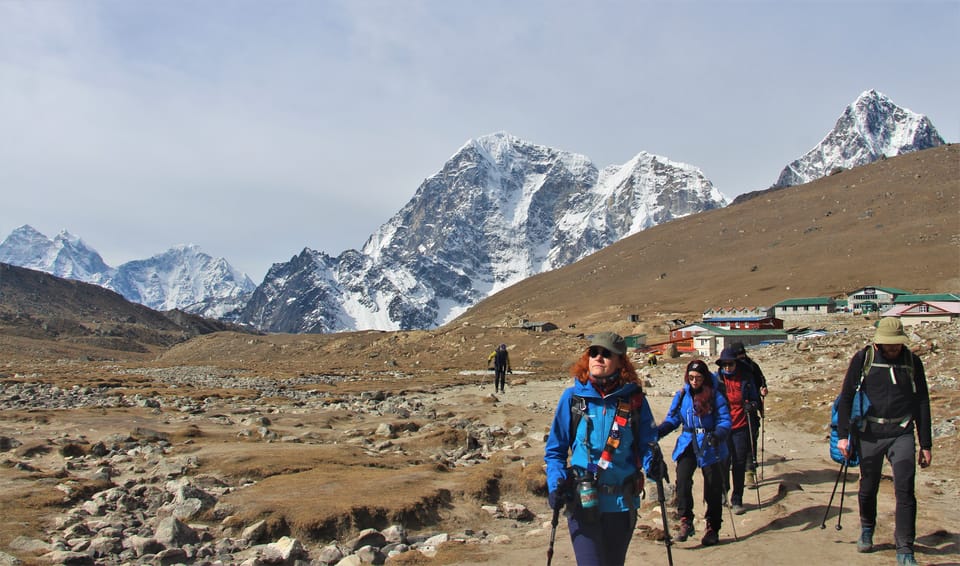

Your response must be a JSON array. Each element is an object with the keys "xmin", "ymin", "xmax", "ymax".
[
  {"xmin": 773, "ymin": 89, "xmax": 944, "ymax": 188},
  {"xmin": 239, "ymin": 132, "xmax": 727, "ymax": 333},
  {"xmin": 0, "ymin": 224, "xmax": 110, "ymax": 281},
  {"xmin": 0, "ymin": 226, "xmax": 255, "ymax": 319}
]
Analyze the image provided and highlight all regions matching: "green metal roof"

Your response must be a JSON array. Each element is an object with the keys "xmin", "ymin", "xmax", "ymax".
[{"xmin": 774, "ymin": 297, "xmax": 835, "ymax": 307}]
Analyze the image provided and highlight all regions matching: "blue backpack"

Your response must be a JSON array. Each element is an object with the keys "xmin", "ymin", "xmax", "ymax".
[{"xmin": 829, "ymin": 347, "xmax": 874, "ymax": 466}]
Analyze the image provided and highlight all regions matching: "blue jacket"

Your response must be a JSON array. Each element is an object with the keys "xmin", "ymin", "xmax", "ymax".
[
  {"xmin": 544, "ymin": 379, "xmax": 658, "ymax": 513},
  {"xmin": 657, "ymin": 383, "xmax": 731, "ymax": 467}
]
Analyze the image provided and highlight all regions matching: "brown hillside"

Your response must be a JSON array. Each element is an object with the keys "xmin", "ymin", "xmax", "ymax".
[
  {"xmin": 0, "ymin": 262, "xmax": 251, "ymax": 361},
  {"xmin": 453, "ymin": 144, "xmax": 960, "ymax": 338}
]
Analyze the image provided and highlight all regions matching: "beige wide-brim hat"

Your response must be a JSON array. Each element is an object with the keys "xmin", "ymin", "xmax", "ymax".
[{"xmin": 874, "ymin": 317, "xmax": 910, "ymax": 345}]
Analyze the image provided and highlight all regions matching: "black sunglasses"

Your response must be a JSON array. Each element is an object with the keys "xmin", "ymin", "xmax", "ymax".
[
  {"xmin": 588, "ymin": 346, "xmax": 614, "ymax": 359},
  {"xmin": 719, "ymin": 361, "xmax": 736, "ymax": 367}
]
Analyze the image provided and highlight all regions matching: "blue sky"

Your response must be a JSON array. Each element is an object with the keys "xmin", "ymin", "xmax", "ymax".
[{"xmin": 1, "ymin": 0, "xmax": 957, "ymax": 282}]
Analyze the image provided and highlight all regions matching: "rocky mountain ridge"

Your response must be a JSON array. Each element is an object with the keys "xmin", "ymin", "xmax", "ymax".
[
  {"xmin": 0, "ymin": 90, "xmax": 947, "ymax": 333},
  {"xmin": 773, "ymin": 89, "xmax": 944, "ymax": 188},
  {"xmin": 0, "ymin": 225, "xmax": 256, "ymax": 320},
  {"xmin": 237, "ymin": 132, "xmax": 727, "ymax": 333}
]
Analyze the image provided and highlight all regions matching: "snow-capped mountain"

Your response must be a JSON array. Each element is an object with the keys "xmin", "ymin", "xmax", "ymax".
[
  {"xmin": 237, "ymin": 132, "xmax": 727, "ymax": 333},
  {"xmin": 0, "ymin": 225, "xmax": 112, "ymax": 284},
  {"xmin": 0, "ymin": 225, "xmax": 255, "ymax": 319},
  {"xmin": 773, "ymin": 90, "xmax": 944, "ymax": 188}
]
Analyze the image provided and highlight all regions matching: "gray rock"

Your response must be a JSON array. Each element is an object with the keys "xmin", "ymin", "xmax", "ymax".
[
  {"xmin": 123, "ymin": 535, "xmax": 164, "ymax": 557},
  {"xmin": 154, "ymin": 516, "xmax": 199, "ymax": 547},
  {"xmin": 7, "ymin": 536, "xmax": 53, "ymax": 554},
  {"xmin": 87, "ymin": 534, "xmax": 122, "ymax": 557},
  {"xmin": 354, "ymin": 544, "xmax": 385, "ymax": 564},
  {"xmin": 381, "ymin": 524, "xmax": 406, "ymax": 544},
  {"xmin": 154, "ymin": 547, "xmax": 188, "ymax": 565},
  {"xmin": 316, "ymin": 544, "xmax": 344, "ymax": 564},
  {"xmin": 41, "ymin": 550, "xmax": 94, "ymax": 565},
  {"xmin": 269, "ymin": 536, "xmax": 305, "ymax": 561},
  {"xmin": 345, "ymin": 528, "xmax": 386, "ymax": 552},
  {"xmin": 334, "ymin": 555, "xmax": 363, "ymax": 566},
  {"xmin": 241, "ymin": 519, "xmax": 268, "ymax": 544}
]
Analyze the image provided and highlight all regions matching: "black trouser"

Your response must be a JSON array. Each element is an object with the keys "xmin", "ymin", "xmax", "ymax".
[
  {"xmin": 748, "ymin": 412, "xmax": 761, "ymax": 471},
  {"xmin": 858, "ymin": 431, "xmax": 917, "ymax": 554},
  {"xmin": 675, "ymin": 445, "xmax": 724, "ymax": 530},
  {"xmin": 725, "ymin": 427, "xmax": 750, "ymax": 506},
  {"xmin": 494, "ymin": 368, "xmax": 506, "ymax": 391}
]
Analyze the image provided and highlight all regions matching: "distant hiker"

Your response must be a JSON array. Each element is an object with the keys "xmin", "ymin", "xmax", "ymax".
[
  {"xmin": 544, "ymin": 332, "xmax": 659, "ymax": 566},
  {"xmin": 487, "ymin": 344, "xmax": 511, "ymax": 393},
  {"xmin": 835, "ymin": 318, "xmax": 931, "ymax": 566},
  {"xmin": 657, "ymin": 359, "xmax": 731, "ymax": 546},
  {"xmin": 647, "ymin": 352, "xmax": 658, "ymax": 366},
  {"xmin": 730, "ymin": 341, "xmax": 767, "ymax": 484},
  {"xmin": 715, "ymin": 347, "xmax": 761, "ymax": 515}
]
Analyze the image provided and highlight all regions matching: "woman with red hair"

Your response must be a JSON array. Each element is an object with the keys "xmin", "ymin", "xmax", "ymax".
[
  {"xmin": 544, "ymin": 332, "xmax": 659, "ymax": 565},
  {"xmin": 657, "ymin": 359, "xmax": 731, "ymax": 546}
]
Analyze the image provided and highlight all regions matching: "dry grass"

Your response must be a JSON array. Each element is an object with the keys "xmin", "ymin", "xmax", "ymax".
[{"xmin": 216, "ymin": 463, "xmax": 455, "ymax": 541}]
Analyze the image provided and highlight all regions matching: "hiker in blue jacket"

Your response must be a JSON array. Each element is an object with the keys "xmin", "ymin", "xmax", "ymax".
[
  {"xmin": 658, "ymin": 359, "xmax": 731, "ymax": 546},
  {"xmin": 544, "ymin": 331, "xmax": 659, "ymax": 566}
]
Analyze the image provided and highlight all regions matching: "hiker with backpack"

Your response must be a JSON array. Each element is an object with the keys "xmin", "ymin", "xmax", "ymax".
[
  {"xmin": 715, "ymin": 347, "xmax": 761, "ymax": 516},
  {"xmin": 835, "ymin": 318, "xmax": 932, "ymax": 566},
  {"xmin": 657, "ymin": 359, "xmax": 732, "ymax": 546},
  {"xmin": 487, "ymin": 343, "xmax": 511, "ymax": 393},
  {"xmin": 730, "ymin": 341, "xmax": 767, "ymax": 484},
  {"xmin": 544, "ymin": 332, "xmax": 660, "ymax": 566}
]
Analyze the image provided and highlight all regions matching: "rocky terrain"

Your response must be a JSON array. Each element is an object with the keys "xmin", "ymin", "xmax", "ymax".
[{"xmin": 1, "ymin": 318, "xmax": 957, "ymax": 565}]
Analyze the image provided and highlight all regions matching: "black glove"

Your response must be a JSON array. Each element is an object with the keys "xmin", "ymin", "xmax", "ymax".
[
  {"xmin": 744, "ymin": 400, "xmax": 759, "ymax": 412},
  {"xmin": 648, "ymin": 448, "xmax": 666, "ymax": 482},
  {"xmin": 549, "ymin": 486, "xmax": 571, "ymax": 510},
  {"xmin": 709, "ymin": 434, "xmax": 722, "ymax": 448},
  {"xmin": 656, "ymin": 424, "xmax": 667, "ymax": 439},
  {"xmin": 548, "ymin": 490, "xmax": 561, "ymax": 510}
]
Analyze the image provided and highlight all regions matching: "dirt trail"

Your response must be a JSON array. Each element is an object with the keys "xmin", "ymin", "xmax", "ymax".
[{"xmin": 443, "ymin": 377, "xmax": 960, "ymax": 566}]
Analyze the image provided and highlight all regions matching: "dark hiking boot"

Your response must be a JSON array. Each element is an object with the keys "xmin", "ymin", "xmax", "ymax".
[
  {"xmin": 701, "ymin": 525, "xmax": 719, "ymax": 546},
  {"xmin": 676, "ymin": 518, "xmax": 694, "ymax": 542},
  {"xmin": 896, "ymin": 552, "xmax": 918, "ymax": 565},
  {"xmin": 731, "ymin": 504, "xmax": 746, "ymax": 515},
  {"xmin": 857, "ymin": 527, "xmax": 873, "ymax": 553}
]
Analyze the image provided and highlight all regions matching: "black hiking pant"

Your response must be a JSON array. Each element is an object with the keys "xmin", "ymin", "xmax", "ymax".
[
  {"xmin": 748, "ymin": 412, "xmax": 761, "ymax": 471},
  {"xmin": 494, "ymin": 367, "xmax": 506, "ymax": 391},
  {"xmin": 675, "ymin": 446, "xmax": 724, "ymax": 530},
  {"xmin": 725, "ymin": 427, "xmax": 750, "ymax": 506},
  {"xmin": 858, "ymin": 431, "xmax": 917, "ymax": 555}
]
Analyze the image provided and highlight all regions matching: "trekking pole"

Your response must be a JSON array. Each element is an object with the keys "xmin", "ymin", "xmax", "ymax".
[
  {"xmin": 727, "ymin": 500, "xmax": 739, "ymax": 541},
  {"xmin": 759, "ymin": 406, "xmax": 765, "ymax": 482},
  {"xmin": 835, "ymin": 458, "xmax": 849, "ymax": 531},
  {"xmin": 649, "ymin": 442, "xmax": 674, "ymax": 566},
  {"xmin": 834, "ymin": 434, "xmax": 858, "ymax": 531},
  {"xmin": 820, "ymin": 458, "xmax": 848, "ymax": 529},
  {"xmin": 546, "ymin": 498, "xmax": 562, "ymax": 566},
  {"xmin": 744, "ymin": 408, "xmax": 762, "ymax": 510}
]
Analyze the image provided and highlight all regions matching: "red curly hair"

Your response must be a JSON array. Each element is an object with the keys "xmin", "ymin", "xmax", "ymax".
[{"xmin": 570, "ymin": 349, "xmax": 640, "ymax": 385}]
